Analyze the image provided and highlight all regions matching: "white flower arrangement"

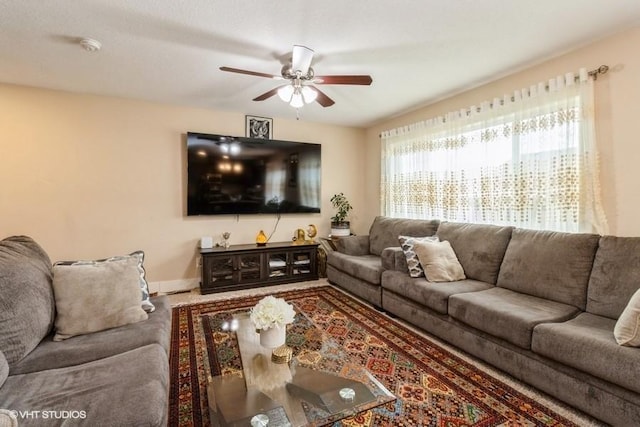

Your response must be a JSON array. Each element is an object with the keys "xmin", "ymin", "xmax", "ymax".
[{"xmin": 249, "ymin": 295, "xmax": 296, "ymax": 330}]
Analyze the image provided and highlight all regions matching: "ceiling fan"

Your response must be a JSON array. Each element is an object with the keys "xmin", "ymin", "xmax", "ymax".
[{"xmin": 220, "ymin": 45, "xmax": 372, "ymax": 108}]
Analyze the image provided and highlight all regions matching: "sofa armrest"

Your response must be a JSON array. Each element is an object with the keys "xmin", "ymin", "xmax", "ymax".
[
  {"xmin": 335, "ymin": 235, "xmax": 370, "ymax": 256},
  {"xmin": 381, "ymin": 247, "xmax": 408, "ymax": 272}
]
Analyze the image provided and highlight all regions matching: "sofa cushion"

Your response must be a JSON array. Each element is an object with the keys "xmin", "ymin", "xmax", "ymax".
[
  {"xmin": 587, "ymin": 236, "xmax": 640, "ymax": 320},
  {"xmin": 496, "ymin": 228, "xmax": 599, "ymax": 310},
  {"xmin": 614, "ymin": 288, "xmax": 640, "ymax": 346},
  {"xmin": 0, "ymin": 344, "xmax": 169, "ymax": 427},
  {"xmin": 368, "ymin": 216, "xmax": 439, "ymax": 256},
  {"xmin": 0, "ymin": 350, "xmax": 7, "ymax": 388},
  {"xmin": 10, "ymin": 296, "xmax": 171, "ymax": 375},
  {"xmin": 398, "ymin": 235, "xmax": 439, "ymax": 277},
  {"xmin": 436, "ymin": 222, "xmax": 513, "ymax": 284},
  {"xmin": 381, "ymin": 270, "xmax": 493, "ymax": 314},
  {"xmin": 449, "ymin": 287, "xmax": 580, "ymax": 349},
  {"xmin": 532, "ymin": 312, "xmax": 640, "ymax": 394},
  {"xmin": 52, "ymin": 255, "xmax": 149, "ymax": 341},
  {"xmin": 326, "ymin": 252, "xmax": 383, "ymax": 285},
  {"xmin": 0, "ymin": 236, "xmax": 55, "ymax": 366},
  {"xmin": 414, "ymin": 240, "xmax": 465, "ymax": 282}
]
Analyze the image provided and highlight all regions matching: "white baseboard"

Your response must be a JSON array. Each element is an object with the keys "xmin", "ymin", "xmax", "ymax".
[{"xmin": 149, "ymin": 278, "xmax": 199, "ymax": 295}]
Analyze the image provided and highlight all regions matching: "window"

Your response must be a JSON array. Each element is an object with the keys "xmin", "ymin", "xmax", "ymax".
[{"xmin": 381, "ymin": 70, "xmax": 607, "ymax": 233}]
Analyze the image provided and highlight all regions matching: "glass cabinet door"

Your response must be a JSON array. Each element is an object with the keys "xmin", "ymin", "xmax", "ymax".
[
  {"xmin": 267, "ymin": 252, "xmax": 288, "ymax": 278},
  {"xmin": 237, "ymin": 253, "xmax": 262, "ymax": 282},
  {"xmin": 206, "ymin": 255, "xmax": 235, "ymax": 286},
  {"xmin": 291, "ymin": 249, "xmax": 313, "ymax": 275}
]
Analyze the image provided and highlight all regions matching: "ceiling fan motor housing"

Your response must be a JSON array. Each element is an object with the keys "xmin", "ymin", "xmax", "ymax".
[{"xmin": 281, "ymin": 64, "xmax": 314, "ymax": 81}]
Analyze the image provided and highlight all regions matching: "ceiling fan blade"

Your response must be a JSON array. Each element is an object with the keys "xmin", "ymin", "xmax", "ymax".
[
  {"xmin": 253, "ymin": 86, "xmax": 287, "ymax": 101},
  {"xmin": 291, "ymin": 45, "xmax": 314, "ymax": 74},
  {"xmin": 219, "ymin": 66, "xmax": 281, "ymax": 80},
  {"xmin": 312, "ymin": 86, "xmax": 335, "ymax": 107},
  {"xmin": 314, "ymin": 75, "xmax": 373, "ymax": 85}
]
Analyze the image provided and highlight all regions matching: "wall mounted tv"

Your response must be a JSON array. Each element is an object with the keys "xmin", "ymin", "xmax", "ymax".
[{"xmin": 187, "ymin": 132, "xmax": 321, "ymax": 216}]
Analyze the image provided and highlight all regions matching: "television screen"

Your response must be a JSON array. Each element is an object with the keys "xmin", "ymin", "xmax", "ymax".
[{"xmin": 187, "ymin": 132, "xmax": 321, "ymax": 216}]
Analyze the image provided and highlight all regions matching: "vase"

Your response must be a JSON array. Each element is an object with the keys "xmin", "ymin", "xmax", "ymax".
[{"xmin": 259, "ymin": 325, "xmax": 286, "ymax": 348}]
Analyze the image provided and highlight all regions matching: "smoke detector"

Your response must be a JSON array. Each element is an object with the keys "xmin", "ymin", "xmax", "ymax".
[{"xmin": 79, "ymin": 38, "xmax": 102, "ymax": 52}]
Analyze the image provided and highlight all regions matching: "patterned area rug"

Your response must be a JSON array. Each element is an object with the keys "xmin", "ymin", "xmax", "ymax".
[{"xmin": 168, "ymin": 286, "xmax": 581, "ymax": 426}]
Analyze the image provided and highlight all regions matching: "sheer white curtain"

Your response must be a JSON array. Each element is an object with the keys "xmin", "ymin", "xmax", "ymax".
[{"xmin": 381, "ymin": 69, "xmax": 608, "ymax": 234}]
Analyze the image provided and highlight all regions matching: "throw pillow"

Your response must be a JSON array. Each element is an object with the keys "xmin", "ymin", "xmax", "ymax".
[
  {"xmin": 398, "ymin": 235, "xmax": 440, "ymax": 277},
  {"xmin": 614, "ymin": 288, "xmax": 640, "ymax": 346},
  {"xmin": 55, "ymin": 251, "xmax": 155, "ymax": 313},
  {"xmin": 52, "ymin": 255, "xmax": 149, "ymax": 341},
  {"xmin": 413, "ymin": 240, "xmax": 466, "ymax": 282}
]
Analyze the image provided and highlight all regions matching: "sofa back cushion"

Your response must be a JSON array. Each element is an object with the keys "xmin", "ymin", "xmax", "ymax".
[
  {"xmin": 368, "ymin": 216, "xmax": 439, "ymax": 256},
  {"xmin": 436, "ymin": 222, "xmax": 513, "ymax": 284},
  {"xmin": 587, "ymin": 236, "xmax": 640, "ymax": 319},
  {"xmin": 0, "ymin": 236, "xmax": 55, "ymax": 366},
  {"xmin": 496, "ymin": 228, "xmax": 599, "ymax": 310}
]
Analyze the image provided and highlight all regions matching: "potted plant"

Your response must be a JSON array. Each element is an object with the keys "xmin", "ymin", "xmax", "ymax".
[{"xmin": 330, "ymin": 192, "xmax": 353, "ymax": 237}]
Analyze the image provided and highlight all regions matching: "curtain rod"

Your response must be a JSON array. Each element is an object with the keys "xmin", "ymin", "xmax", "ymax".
[
  {"xmin": 588, "ymin": 64, "xmax": 609, "ymax": 80},
  {"xmin": 379, "ymin": 64, "xmax": 609, "ymax": 138}
]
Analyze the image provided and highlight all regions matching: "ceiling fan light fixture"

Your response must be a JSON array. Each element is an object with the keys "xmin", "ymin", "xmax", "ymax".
[
  {"xmin": 277, "ymin": 85, "xmax": 294, "ymax": 102},
  {"xmin": 301, "ymin": 86, "xmax": 318, "ymax": 104},
  {"xmin": 290, "ymin": 90, "xmax": 304, "ymax": 108}
]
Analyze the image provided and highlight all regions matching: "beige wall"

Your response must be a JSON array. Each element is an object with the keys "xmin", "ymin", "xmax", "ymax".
[
  {"xmin": 365, "ymin": 26, "xmax": 640, "ymax": 237},
  {"xmin": 1, "ymin": 85, "xmax": 366, "ymax": 283}
]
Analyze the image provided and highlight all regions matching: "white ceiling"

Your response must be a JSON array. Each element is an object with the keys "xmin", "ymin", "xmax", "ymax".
[{"xmin": 2, "ymin": 1, "xmax": 640, "ymax": 128}]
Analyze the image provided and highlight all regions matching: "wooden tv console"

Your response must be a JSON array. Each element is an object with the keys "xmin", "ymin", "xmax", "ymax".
[{"xmin": 199, "ymin": 241, "xmax": 320, "ymax": 294}]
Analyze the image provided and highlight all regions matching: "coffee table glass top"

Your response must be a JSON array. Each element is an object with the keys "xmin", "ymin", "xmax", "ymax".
[{"xmin": 205, "ymin": 311, "xmax": 396, "ymax": 427}]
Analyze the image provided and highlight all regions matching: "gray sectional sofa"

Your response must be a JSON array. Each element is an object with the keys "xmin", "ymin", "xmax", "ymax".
[
  {"xmin": 327, "ymin": 216, "xmax": 640, "ymax": 426},
  {"xmin": 0, "ymin": 236, "xmax": 171, "ymax": 426}
]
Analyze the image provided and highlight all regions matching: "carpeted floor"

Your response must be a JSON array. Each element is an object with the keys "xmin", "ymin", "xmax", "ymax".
[{"xmin": 168, "ymin": 284, "xmax": 602, "ymax": 426}]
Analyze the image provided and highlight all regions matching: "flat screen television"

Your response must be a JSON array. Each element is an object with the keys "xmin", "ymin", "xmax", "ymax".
[{"xmin": 186, "ymin": 132, "xmax": 321, "ymax": 216}]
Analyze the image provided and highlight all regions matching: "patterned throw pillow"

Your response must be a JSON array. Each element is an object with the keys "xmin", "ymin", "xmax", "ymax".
[
  {"xmin": 55, "ymin": 251, "xmax": 155, "ymax": 313},
  {"xmin": 398, "ymin": 235, "xmax": 440, "ymax": 278}
]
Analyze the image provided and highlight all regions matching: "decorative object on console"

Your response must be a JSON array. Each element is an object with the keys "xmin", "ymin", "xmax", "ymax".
[
  {"xmin": 222, "ymin": 232, "xmax": 231, "ymax": 249},
  {"xmin": 330, "ymin": 193, "xmax": 352, "ymax": 237},
  {"xmin": 292, "ymin": 228, "xmax": 306, "ymax": 244},
  {"xmin": 292, "ymin": 224, "xmax": 318, "ymax": 245},
  {"xmin": 250, "ymin": 296, "xmax": 295, "ymax": 348},
  {"xmin": 245, "ymin": 115, "xmax": 273, "ymax": 139},
  {"xmin": 307, "ymin": 224, "xmax": 317, "ymax": 242},
  {"xmin": 256, "ymin": 230, "xmax": 268, "ymax": 246}
]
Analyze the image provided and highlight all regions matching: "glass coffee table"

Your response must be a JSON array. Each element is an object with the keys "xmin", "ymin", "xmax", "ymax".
[{"xmin": 205, "ymin": 311, "xmax": 396, "ymax": 427}]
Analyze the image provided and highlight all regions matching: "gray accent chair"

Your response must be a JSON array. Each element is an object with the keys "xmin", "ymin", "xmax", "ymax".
[
  {"xmin": 331, "ymin": 218, "xmax": 640, "ymax": 425},
  {"xmin": 0, "ymin": 236, "xmax": 170, "ymax": 427}
]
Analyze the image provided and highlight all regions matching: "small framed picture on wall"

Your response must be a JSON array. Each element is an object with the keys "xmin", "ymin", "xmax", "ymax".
[{"xmin": 245, "ymin": 115, "xmax": 273, "ymax": 139}]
